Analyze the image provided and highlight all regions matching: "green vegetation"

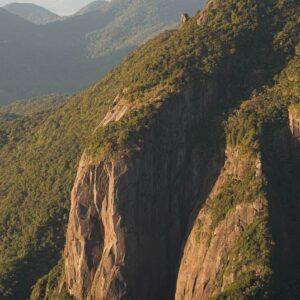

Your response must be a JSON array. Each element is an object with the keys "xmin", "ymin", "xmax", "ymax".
[
  {"xmin": 0, "ymin": 0, "xmax": 298, "ymax": 298},
  {"xmin": 86, "ymin": 0, "xmax": 203, "ymax": 58},
  {"xmin": 30, "ymin": 259, "xmax": 72, "ymax": 300},
  {"xmin": 0, "ymin": 94, "xmax": 69, "ymax": 119},
  {"xmin": 87, "ymin": 105, "xmax": 157, "ymax": 162},
  {"xmin": 209, "ymin": 168, "xmax": 264, "ymax": 230},
  {"xmin": 0, "ymin": 86, "xmax": 112, "ymax": 298},
  {"xmin": 86, "ymin": 0, "xmax": 299, "ymax": 162},
  {"xmin": 213, "ymin": 218, "xmax": 273, "ymax": 299},
  {"xmin": 205, "ymin": 74, "xmax": 293, "ymax": 232},
  {"xmin": 209, "ymin": 43, "xmax": 300, "ymax": 299}
]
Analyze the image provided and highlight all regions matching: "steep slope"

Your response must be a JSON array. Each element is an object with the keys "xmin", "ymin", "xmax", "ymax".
[
  {"xmin": 175, "ymin": 54, "xmax": 300, "ymax": 299},
  {"xmin": 0, "ymin": 0, "xmax": 299, "ymax": 299},
  {"xmin": 0, "ymin": 0, "xmax": 203, "ymax": 105},
  {"xmin": 3, "ymin": 3, "xmax": 63, "ymax": 24},
  {"xmin": 58, "ymin": 0, "xmax": 300, "ymax": 299},
  {"xmin": 85, "ymin": 0, "xmax": 203, "ymax": 58}
]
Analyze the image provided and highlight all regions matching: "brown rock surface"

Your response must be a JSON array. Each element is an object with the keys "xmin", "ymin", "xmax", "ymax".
[
  {"xmin": 175, "ymin": 145, "xmax": 268, "ymax": 300},
  {"xmin": 175, "ymin": 187, "xmax": 267, "ymax": 300},
  {"xmin": 289, "ymin": 108, "xmax": 300, "ymax": 138},
  {"xmin": 180, "ymin": 13, "xmax": 189, "ymax": 26},
  {"xmin": 64, "ymin": 72, "xmax": 231, "ymax": 299}
]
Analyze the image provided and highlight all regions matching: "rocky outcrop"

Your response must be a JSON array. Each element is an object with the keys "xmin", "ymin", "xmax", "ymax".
[
  {"xmin": 96, "ymin": 95, "xmax": 131, "ymax": 129},
  {"xmin": 289, "ymin": 106, "xmax": 300, "ymax": 138},
  {"xmin": 197, "ymin": 0, "xmax": 218, "ymax": 26},
  {"xmin": 175, "ymin": 147, "xmax": 268, "ymax": 299},
  {"xmin": 64, "ymin": 70, "xmax": 233, "ymax": 299},
  {"xmin": 180, "ymin": 13, "xmax": 189, "ymax": 26},
  {"xmin": 176, "ymin": 198, "xmax": 267, "ymax": 300},
  {"xmin": 64, "ymin": 155, "xmax": 128, "ymax": 300}
]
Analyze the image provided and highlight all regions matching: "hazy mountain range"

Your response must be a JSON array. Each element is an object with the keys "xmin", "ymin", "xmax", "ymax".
[
  {"xmin": 0, "ymin": 0, "xmax": 202, "ymax": 105},
  {"xmin": 3, "ymin": 3, "xmax": 63, "ymax": 24},
  {"xmin": 0, "ymin": 0, "xmax": 98, "ymax": 14}
]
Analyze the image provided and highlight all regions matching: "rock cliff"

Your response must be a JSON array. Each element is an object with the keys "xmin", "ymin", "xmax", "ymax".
[
  {"xmin": 175, "ymin": 147, "xmax": 270, "ymax": 299},
  {"xmin": 64, "ymin": 76, "xmax": 230, "ymax": 299},
  {"xmin": 50, "ymin": 1, "xmax": 300, "ymax": 299}
]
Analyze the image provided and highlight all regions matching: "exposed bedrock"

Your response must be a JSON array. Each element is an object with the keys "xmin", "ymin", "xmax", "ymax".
[{"xmin": 64, "ymin": 73, "xmax": 231, "ymax": 299}]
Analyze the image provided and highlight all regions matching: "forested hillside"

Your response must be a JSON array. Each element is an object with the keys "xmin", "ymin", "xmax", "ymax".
[
  {"xmin": 0, "ymin": 0, "xmax": 299, "ymax": 299},
  {"xmin": 0, "ymin": 94, "xmax": 69, "ymax": 119}
]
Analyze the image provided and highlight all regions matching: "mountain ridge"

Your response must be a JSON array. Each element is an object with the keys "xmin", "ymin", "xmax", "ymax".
[
  {"xmin": 75, "ymin": 0, "xmax": 108, "ymax": 16},
  {"xmin": 0, "ymin": 0, "xmax": 97, "ymax": 15},
  {"xmin": 0, "ymin": 0, "xmax": 203, "ymax": 105},
  {"xmin": 3, "ymin": 3, "xmax": 63, "ymax": 24}
]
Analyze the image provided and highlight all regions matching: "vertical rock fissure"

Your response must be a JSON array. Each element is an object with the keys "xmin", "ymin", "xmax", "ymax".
[{"xmin": 261, "ymin": 116, "xmax": 300, "ymax": 298}]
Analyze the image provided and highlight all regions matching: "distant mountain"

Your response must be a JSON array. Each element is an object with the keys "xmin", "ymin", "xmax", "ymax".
[
  {"xmin": 3, "ymin": 3, "xmax": 63, "ymax": 24},
  {"xmin": 0, "ymin": 0, "xmax": 204, "ymax": 105},
  {"xmin": 0, "ymin": 7, "xmax": 36, "ymax": 36},
  {"xmin": 75, "ymin": 0, "xmax": 108, "ymax": 16},
  {"xmin": 85, "ymin": 0, "xmax": 202, "ymax": 58},
  {"xmin": 0, "ymin": 0, "xmax": 96, "ymax": 15}
]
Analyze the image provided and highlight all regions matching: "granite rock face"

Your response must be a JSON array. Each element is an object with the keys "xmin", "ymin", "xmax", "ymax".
[
  {"xmin": 64, "ymin": 72, "xmax": 232, "ymax": 299},
  {"xmin": 175, "ymin": 147, "xmax": 268, "ymax": 299},
  {"xmin": 289, "ymin": 107, "xmax": 300, "ymax": 138}
]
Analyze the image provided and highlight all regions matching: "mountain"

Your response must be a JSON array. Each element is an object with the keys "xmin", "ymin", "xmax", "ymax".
[
  {"xmin": 40, "ymin": 0, "xmax": 99, "ymax": 15},
  {"xmin": 3, "ymin": 3, "xmax": 62, "ymax": 24},
  {"xmin": 0, "ymin": 0, "xmax": 203, "ymax": 105},
  {"xmin": 0, "ymin": 0, "xmax": 299, "ymax": 299},
  {"xmin": 75, "ymin": 0, "xmax": 108, "ymax": 15},
  {"xmin": 84, "ymin": 0, "xmax": 202, "ymax": 58},
  {"xmin": 0, "ymin": 0, "xmax": 96, "ymax": 15},
  {"xmin": 0, "ymin": 7, "xmax": 37, "ymax": 37}
]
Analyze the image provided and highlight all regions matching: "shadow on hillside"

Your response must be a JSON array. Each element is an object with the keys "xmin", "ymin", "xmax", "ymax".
[
  {"xmin": 165, "ymin": 111, "xmax": 226, "ymax": 300},
  {"xmin": 261, "ymin": 122, "xmax": 300, "ymax": 299},
  {"xmin": 169, "ymin": 69, "xmax": 288, "ymax": 299}
]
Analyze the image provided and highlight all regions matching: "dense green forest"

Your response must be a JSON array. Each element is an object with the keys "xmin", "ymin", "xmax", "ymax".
[
  {"xmin": 0, "ymin": 0, "xmax": 299, "ymax": 298},
  {"xmin": 0, "ymin": 94, "xmax": 69, "ymax": 119}
]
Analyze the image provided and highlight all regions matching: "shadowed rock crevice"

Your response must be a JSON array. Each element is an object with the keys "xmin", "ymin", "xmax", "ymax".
[
  {"xmin": 175, "ymin": 139, "xmax": 270, "ymax": 299},
  {"xmin": 261, "ymin": 116, "xmax": 300, "ymax": 299}
]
